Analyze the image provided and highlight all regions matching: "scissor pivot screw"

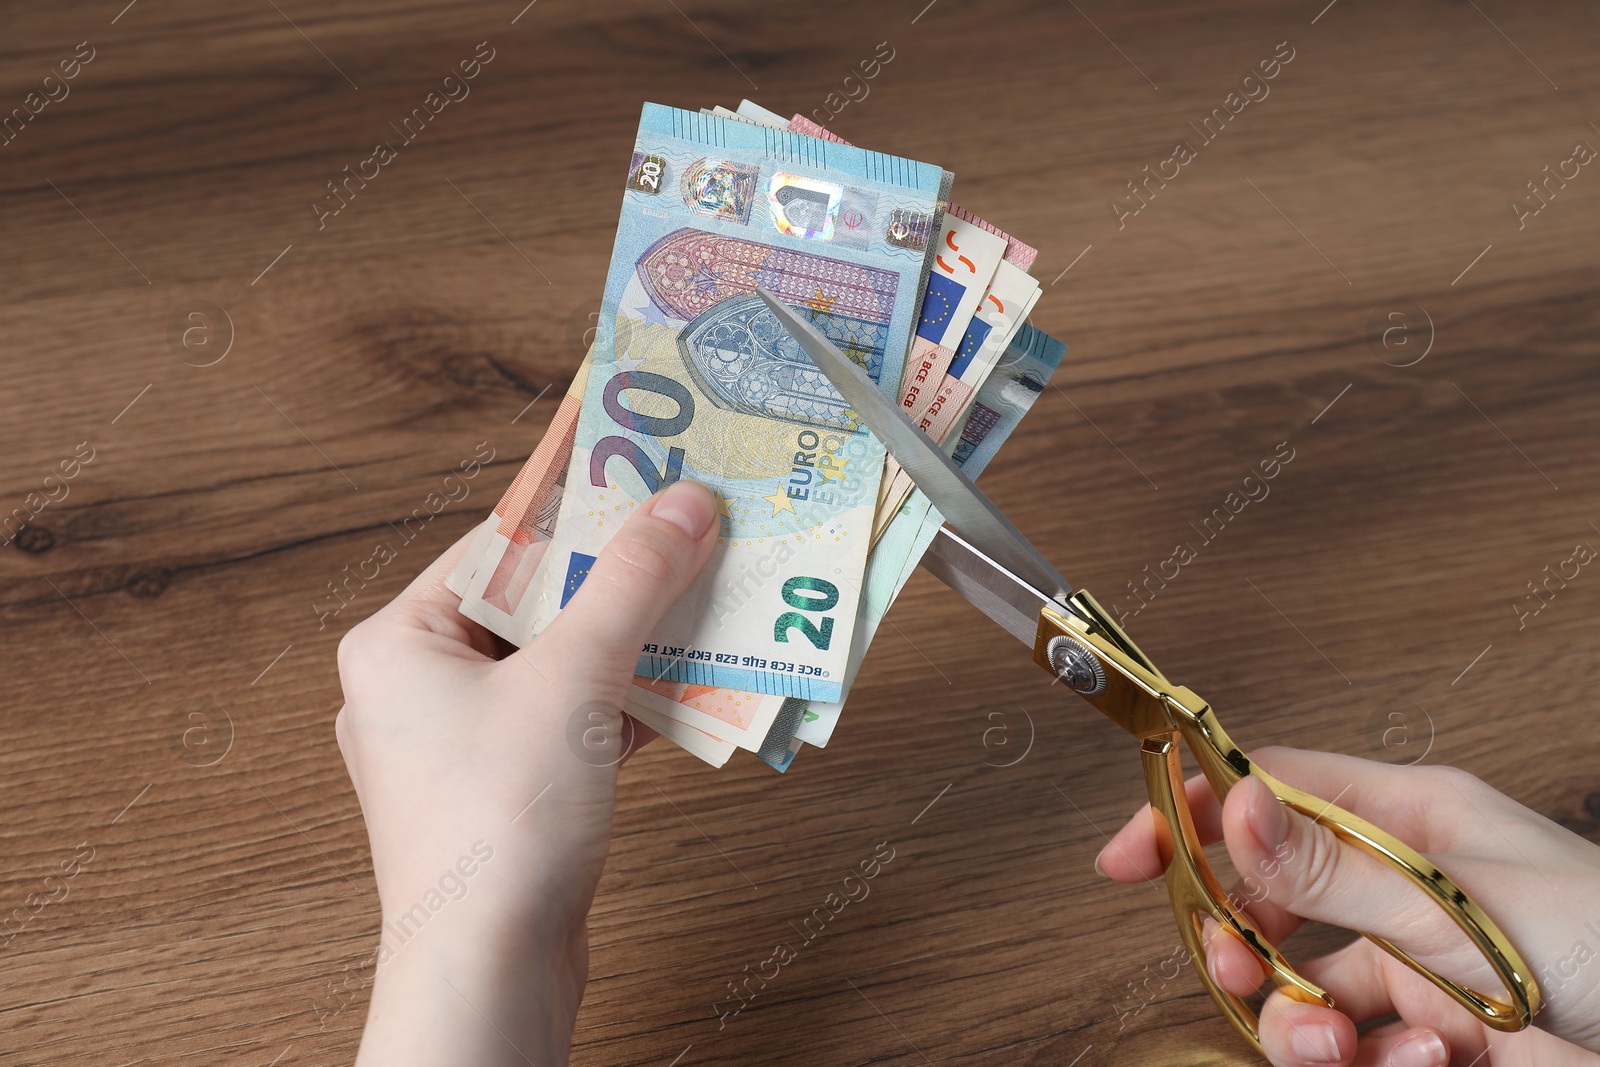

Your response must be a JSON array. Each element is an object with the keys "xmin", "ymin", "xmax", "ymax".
[{"xmin": 1048, "ymin": 635, "xmax": 1107, "ymax": 697}]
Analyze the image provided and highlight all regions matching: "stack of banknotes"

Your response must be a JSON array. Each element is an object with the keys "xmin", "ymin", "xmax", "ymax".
[{"xmin": 446, "ymin": 99, "xmax": 1067, "ymax": 771}]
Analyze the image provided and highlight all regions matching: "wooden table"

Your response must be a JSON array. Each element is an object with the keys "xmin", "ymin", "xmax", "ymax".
[{"xmin": 3, "ymin": 1, "xmax": 1597, "ymax": 1063}]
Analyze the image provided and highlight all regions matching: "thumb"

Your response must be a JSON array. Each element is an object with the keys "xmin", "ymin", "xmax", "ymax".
[
  {"xmin": 1221, "ymin": 776, "xmax": 1469, "ymax": 963},
  {"xmin": 528, "ymin": 479, "xmax": 719, "ymax": 693}
]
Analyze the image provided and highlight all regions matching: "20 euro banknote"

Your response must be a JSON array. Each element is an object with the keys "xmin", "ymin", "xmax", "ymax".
[
  {"xmin": 745, "ymin": 106, "xmax": 1037, "ymax": 547},
  {"xmin": 523, "ymin": 104, "xmax": 950, "ymax": 701},
  {"xmin": 448, "ymin": 352, "xmax": 788, "ymax": 751},
  {"xmin": 713, "ymin": 320, "xmax": 1068, "ymax": 760}
]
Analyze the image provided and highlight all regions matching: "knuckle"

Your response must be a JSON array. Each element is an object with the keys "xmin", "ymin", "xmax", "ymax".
[
  {"xmin": 605, "ymin": 526, "xmax": 687, "ymax": 588},
  {"xmin": 1425, "ymin": 764, "xmax": 1484, "ymax": 795},
  {"xmin": 335, "ymin": 620, "xmax": 371, "ymax": 679},
  {"xmin": 1418, "ymin": 764, "xmax": 1494, "ymax": 834},
  {"xmin": 1288, "ymin": 818, "xmax": 1343, "ymax": 904},
  {"xmin": 335, "ymin": 618, "xmax": 389, "ymax": 697},
  {"xmin": 1245, "ymin": 745, "xmax": 1299, "ymax": 777}
]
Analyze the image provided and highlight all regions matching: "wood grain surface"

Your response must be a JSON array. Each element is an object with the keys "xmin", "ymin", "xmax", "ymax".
[{"xmin": 2, "ymin": 1, "xmax": 1598, "ymax": 1064}]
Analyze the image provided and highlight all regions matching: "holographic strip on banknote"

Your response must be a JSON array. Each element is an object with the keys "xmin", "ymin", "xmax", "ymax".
[{"xmin": 775, "ymin": 109, "xmax": 1037, "ymax": 271}]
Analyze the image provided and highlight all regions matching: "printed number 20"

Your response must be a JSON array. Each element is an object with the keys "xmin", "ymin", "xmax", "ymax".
[
  {"xmin": 590, "ymin": 371, "xmax": 694, "ymax": 492},
  {"xmin": 774, "ymin": 576, "xmax": 839, "ymax": 650}
]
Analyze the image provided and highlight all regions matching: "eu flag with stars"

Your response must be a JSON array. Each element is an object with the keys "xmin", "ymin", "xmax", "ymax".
[
  {"xmin": 914, "ymin": 272, "xmax": 963, "ymax": 343},
  {"xmin": 560, "ymin": 552, "xmax": 597, "ymax": 608},
  {"xmin": 948, "ymin": 316, "xmax": 994, "ymax": 378}
]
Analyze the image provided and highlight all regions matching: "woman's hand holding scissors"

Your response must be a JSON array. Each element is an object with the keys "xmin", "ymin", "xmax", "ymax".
[{"xmin": 1101, "ymin": 748, "xmax": 1600, "ymax": 1067}]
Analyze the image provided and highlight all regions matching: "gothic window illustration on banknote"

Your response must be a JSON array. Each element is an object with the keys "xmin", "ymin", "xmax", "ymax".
[
  {"xmin": 633, "ymin": 228, "xmax": 899, "ymax": 328},
  {"xmin": 676, "ymin": 294, "xmax": 886, "ymax": 431}
]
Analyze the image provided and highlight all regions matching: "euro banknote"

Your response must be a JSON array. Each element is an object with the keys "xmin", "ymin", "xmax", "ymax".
[
  {"xmin": 626, "ymin": 699, "xmax": 735, "ymax": 768},
  {"xmin": 449, "ymin": 350, "xmax": 797, "ymax": 751},
  {"xmin": 918, "ymin": 260, "xmax": 1041, "ymax": 444},
  {"xmin": 722, "ymin": 318, "xmax": 1068, "ymax": 763},
  {"xmin": 448, "ymin": 100, "xmax": 1060, "ymax": 771},
  {"xmin": 446, "ymin": 515, "xmax": 497, "ymax": 598},
  {"xmin": 633, "ymin": 103, "xmax": 1051, "ymax": 765},
  {"xmin": 627, "ymin": 674, "xmax": 785, "ymax": 752},
  {"xmin": 869, "ymin": 258, "xmax": 1042, "ymax": 543},
  {"xmin": 746, "ymin": 107, "xmax": 1033, "ymax": 547},
  {"xmin": 521, "ymin": 104, "xmax": 950, "ymax": 702},
  {"xmin": 774, "ymin": 108, "xmax": 1037, "ymax": 272},
  {"xmin": 892, "ymin": 214, "xmax": 1004, "ymax": 424},
  {"xmin": 454, "ymin": 361, "xmax": 589, "ymax": 634},
  {"xmin": 743, "ymin": 311, "xmax": 1064, "ymax": 760},
  {"xmin": 794, "ymin": 321, "xmax": 1068, "ymax": 748}
]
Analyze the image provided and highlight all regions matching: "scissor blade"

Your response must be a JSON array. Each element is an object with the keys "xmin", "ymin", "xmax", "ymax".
[
  {"xmin": 754, "ymin": 287, "xmax": 1072, "ymax": 602},
  {"xmin": 924, "ymin": 526, "xmax": 1060, "ymax": 646}
]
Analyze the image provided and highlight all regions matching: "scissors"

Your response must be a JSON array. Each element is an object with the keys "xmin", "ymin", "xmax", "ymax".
[{"xmin": 754, "ymin": 288, "xmax": 1539, "ymax": 1056}]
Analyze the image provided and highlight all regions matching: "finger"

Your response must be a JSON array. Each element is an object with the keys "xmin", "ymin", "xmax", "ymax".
[
  {"xmin": 1258, "ymin": 992, "xmax": 1356, "ymax": 1067},
  {"xmin": 1292, "ymin": 938, "xmax": 1399, "ymax": 1025},
  {"xmin": 1348, "ymin": 1028, "xmax": 1448, "ymax": 1067},
  {"xmin": 1222, "ymin": 869, "xmax": 1303, "ymax": 945},
  {"xmin": 1201, "ymin": 865, "xmax": 1324, "ymax": 998},
  {"xmin": 1096, "ymin": 772, "xmax": 1226, "ymax": 883},
  {"xmin": 1263, "ymin": 1003, "xmax": 1450, "ymax": 1067},
  {"xmin": 1203, "ymin": 800, "xmax": 1397, "ymax": 997},
  {"xmin": 1207, "ymin": 928, "xmax": 1404, "ymax": 1024},
  {"xmin": 1344, "ymin": 1025, "xmax": 1448, "ymax": 1067},
  {"xmin": 1241, "ymin": 747, "xmax": 1444, "ymax": 849},
  {"xmin": 1201, "ymin": 918, "xmax": 1269, "ymax": 997},
  {"xmin": 619, "ymin": 712, "xmax": 658, "ymax": 766},
  {"xmin": 528, "ymin": 480, "xmax": 719, "ymax": 694},
  {"xmin": 1099, "ymin": 745, "xmax": 1458, "ymax": 885},
  {"xmin": 339, "ymin": 522, "xmax": 500, "ymax": 680},
  {"xmin": 1221, "ymin": 776, "xmax": 1464, "ymax": 967}
]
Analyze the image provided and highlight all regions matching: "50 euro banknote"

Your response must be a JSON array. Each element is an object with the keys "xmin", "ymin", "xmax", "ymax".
[
  {"xmin": 869, "ymin": 257, "xmax": 1042, "ymax": 543},
  {"xmin": 791, "ymin": 321, "xmax": 1068, "ymax": 749},
  {"xmin": 450, "ymin": 359, "xmax": 590, "ymax": 619},
  {"xmin": 514, "ymin": 104, "xmax": 952, "ymax": 703}
]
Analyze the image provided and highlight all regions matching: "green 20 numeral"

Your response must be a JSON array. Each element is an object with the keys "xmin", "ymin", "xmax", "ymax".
[{"xmin": 773, "ymin": 576, "xmax": 839, "ymax": 650}]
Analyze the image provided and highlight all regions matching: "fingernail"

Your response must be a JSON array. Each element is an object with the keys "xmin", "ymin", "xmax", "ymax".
[
  {"xmin": 1288, "ymin": 1020, "xmax": 1341, "ymax": 1065},
  {"xmin": 1093, "ymin": 851, "xmax": 1107, "ymax": 878},
  {"xmin": 649, "ymin": 481, "xmax": 716, "ymax": 538},
  {"xmin": 1248, "ymin": 778, "xmax": 1291, "ymax": 852},
  {"xmin": 1389, "ymin": 1031, "xmax": 1447, "ymax": 1067}
]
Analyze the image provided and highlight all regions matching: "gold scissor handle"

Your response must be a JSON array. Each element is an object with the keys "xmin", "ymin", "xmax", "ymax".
[
  {"xmin": 1034, "ymin": 592, "xmax": 1540, "ymax": 1052},
  {"xmin": 1171, "ymin": 703, "xmax": 1540, "ymax": 1032},
  {"xmin": 1140, "ymin": 732, "xmax": 1329, "ymax": 1058}
]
